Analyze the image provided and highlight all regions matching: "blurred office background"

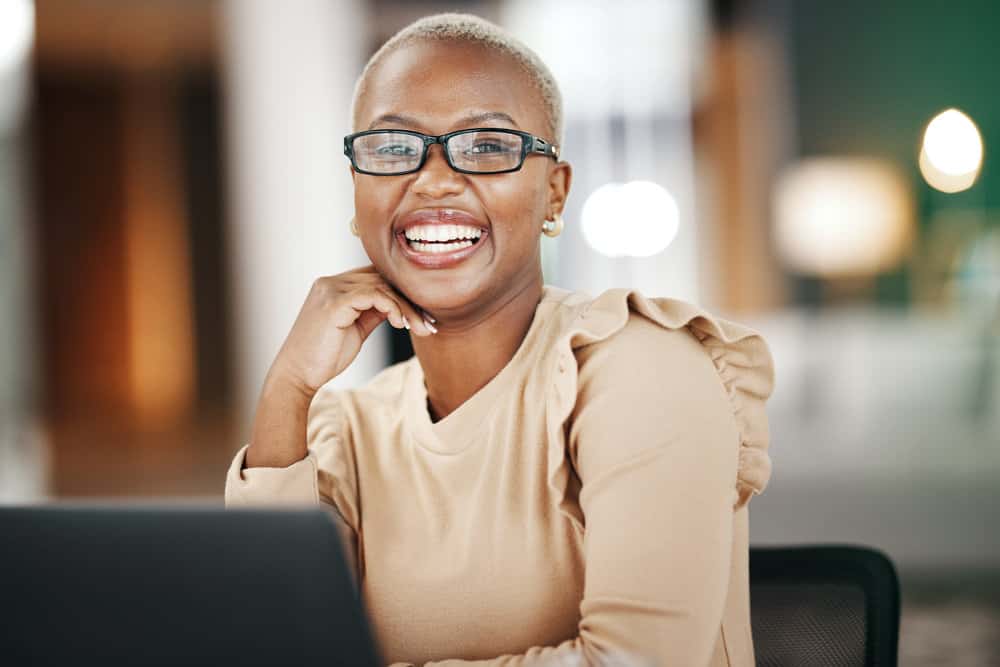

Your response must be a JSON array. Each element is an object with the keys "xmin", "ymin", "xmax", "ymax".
[{"xmin": 1, "ymin": 0, "xmax": 998, "ymax": 662}]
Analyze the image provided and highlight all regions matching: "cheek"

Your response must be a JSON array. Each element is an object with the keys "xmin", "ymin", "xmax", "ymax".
[
  {"xmin": 354, "ymin": 180, "xmax": 396, "ymax": 218},
  {"xmin": 477, "ymin": 174, "xmax": 546, "ymax": 235},
  {"xmin": 353, "ymin": 181, "xmax": 402, "ymax": 267}
]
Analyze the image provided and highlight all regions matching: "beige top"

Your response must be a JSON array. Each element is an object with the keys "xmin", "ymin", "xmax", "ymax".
[{"xmin": 225, "ymin": 285, "xmax": 775, "ymax": 667}]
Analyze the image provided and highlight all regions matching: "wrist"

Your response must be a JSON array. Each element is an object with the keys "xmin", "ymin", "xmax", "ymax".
[{"xmin": 262, "ymin": 364, "xmax": 317, "ymax": 405}]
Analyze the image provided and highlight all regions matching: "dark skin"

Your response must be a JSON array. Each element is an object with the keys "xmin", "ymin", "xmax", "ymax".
[
  {"xmin": 245, "ymin": 39, "xmax": 571, "ymax": 468},
  {"xmin": 352, "ymin": 40, "xmax": 572, "ymax": 421}
]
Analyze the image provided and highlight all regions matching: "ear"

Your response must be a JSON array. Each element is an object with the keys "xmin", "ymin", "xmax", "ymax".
[{"xmin": 546, "ymin": 160, "xmax": 573, "ymax": 218}]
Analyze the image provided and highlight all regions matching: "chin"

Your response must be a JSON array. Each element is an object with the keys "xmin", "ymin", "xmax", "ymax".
[{"xmin": 395, "ymin": 271, "xmax": 490, "ymax": 314}]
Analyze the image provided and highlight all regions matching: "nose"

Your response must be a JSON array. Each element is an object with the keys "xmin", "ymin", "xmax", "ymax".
[{"xmin": 411, "ymin": 143, "xmax": 465, "ymax": 198}]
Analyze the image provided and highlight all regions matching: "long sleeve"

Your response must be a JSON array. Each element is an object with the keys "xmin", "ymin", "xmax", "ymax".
[
  {"xmin": 223, "ymin": 387, "xmax": 362, "ymax": 584},
  {"xmin": 224, "ymin": 385, "xmax": 358, "ymax": 513},
  {"xmin": 414, "ymin": 316, "xmax": 749, "ymax": 666},
  {"xmin": 224, "ymin": 444, "xmax": 321, "ymax": 506}
]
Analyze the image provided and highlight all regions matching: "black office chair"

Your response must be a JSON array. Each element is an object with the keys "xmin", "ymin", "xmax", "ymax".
[{"xmin": 750, "ymin": 545, "xmax": 900, "ymax": 667}]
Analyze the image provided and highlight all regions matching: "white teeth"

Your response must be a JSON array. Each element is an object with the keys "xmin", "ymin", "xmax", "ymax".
[
  {"xmin": 404, "ymin": 224, "xmax": 483, "ymax": 242},
  {"xmin": 409, "ymin": 240, "xmax": 475, "ymax": 253}
]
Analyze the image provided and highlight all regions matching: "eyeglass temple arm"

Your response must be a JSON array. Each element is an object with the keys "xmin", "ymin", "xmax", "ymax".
[{"xmin": 530, "ymin": 136, "xmax": 559, "ymax": 159}]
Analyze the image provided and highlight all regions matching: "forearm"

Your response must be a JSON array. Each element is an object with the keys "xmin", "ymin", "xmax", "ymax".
[
  {"xmin": 226, "ymin": 379, "xmax": 354, "ymax": 510},
  {"xmin": 246, "ymin": 370, "xmax": 315, "ymax": 469}
]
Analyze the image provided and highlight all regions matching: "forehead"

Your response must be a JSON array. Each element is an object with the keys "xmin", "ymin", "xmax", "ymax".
[{"xmin": 357, "ymin": 40, "xmax": 547, "ymax": 135}]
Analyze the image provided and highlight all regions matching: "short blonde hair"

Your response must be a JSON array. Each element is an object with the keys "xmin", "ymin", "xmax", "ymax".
[{"xmin": 350, "ymin": 12, "xmax": 564, "ymax": 146}]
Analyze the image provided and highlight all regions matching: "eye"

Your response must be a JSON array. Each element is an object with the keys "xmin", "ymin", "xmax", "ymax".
[
  {"xmin": 376, "ymin": 144, "xmax": 418, "ymax": 157},
  {"xmin": 469, "ymin": 141, "xmax": 505, "ymax": 154}
]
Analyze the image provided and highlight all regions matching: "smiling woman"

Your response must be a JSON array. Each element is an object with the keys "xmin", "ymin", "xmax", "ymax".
[{"xmin": 224, "ymin": 12, "xmax": 774, "ymax": 667}]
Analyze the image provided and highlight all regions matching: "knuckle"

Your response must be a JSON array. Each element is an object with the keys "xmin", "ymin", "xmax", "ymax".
[{"xmin": 311, "ymin": 276, "xmax": 335, "ymax": 296}]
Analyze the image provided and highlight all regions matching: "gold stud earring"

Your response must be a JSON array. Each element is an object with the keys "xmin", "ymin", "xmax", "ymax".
[
  {"xmin": 542, "ymin": 214, "xmax": 564, "ymax": 238},
  {"xmin": 349, "ymin": 217, "xmax": 359, "ymax": 236}
]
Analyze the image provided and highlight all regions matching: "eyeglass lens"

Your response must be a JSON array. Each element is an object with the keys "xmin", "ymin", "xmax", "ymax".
[{"xmin": 352, "ymin": 130, "xmax": 524, "ymax": 174}]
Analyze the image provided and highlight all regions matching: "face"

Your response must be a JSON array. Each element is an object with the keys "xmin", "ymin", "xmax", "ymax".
[{"xmin": 351, "ymin": 40, "xmax": 571, "ymax": 320}]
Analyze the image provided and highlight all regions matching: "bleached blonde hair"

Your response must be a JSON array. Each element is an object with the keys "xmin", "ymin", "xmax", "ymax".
[{"xmin": 350, "ymin": 12, "xmax": 564, "ymax": 146}]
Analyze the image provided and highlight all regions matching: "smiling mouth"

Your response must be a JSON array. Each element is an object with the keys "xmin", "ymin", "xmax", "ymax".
[{"xmin": 400, "ymin": 224, "xmax": 485, "ymax": 253}]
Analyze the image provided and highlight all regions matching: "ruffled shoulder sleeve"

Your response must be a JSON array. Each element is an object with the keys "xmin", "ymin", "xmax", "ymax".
[{"xmin": 542, "ymin": 287, "xmax": 775, "ymax": 516}]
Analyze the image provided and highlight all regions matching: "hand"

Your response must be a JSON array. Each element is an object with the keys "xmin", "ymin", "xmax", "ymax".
[{"xmin": 267, "ymin": 265, "xmax": 435, "ymax": 397}]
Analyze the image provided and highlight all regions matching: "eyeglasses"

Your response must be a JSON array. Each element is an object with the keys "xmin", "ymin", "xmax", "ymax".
[{"xmin": 343, "ymin": 127, "xmax": 560, "ymax": 176}]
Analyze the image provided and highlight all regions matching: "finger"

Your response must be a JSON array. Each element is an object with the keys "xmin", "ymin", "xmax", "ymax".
[
  {"xmin": 366, "ymin": 277, "xmax": 435, "ymax": 333},
  {"xmin": 335, "ymin": 290, "xmax": 406, "ymax": 330},
  {"xmin": 362, "ymin": 291, "xmax": 407, "ymax": 329},
  {"xmin": 354, "ymin": 308, "xmax": 388, "ymax": 340},
  {"xmin": 373, "ymin": 287, "xmax": 435, "ymax": 336},
  {"xmin": 340, "ymin": 270, "xmax": 437, "ymax": 335}
]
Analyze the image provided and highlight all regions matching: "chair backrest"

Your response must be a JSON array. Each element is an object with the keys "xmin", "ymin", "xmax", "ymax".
[{"xmin": 749, "ymin": 545, "xmax": 900, "ymax": 667}]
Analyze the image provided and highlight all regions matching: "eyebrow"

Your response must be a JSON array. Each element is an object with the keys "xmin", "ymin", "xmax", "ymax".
[{"xmin": 367, "ymin": 111, "xmax": 520, "ymax": 131}]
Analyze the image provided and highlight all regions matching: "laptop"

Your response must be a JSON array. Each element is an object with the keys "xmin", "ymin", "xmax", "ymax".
[{"xmin": 0, "ymin": 505, "xmax": 381, "ymax": 666}]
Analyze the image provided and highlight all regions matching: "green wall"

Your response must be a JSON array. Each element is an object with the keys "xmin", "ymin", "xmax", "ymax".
[{"xmin": 789, "ymin": 0, "xmax": 1000, "ymax": 303}]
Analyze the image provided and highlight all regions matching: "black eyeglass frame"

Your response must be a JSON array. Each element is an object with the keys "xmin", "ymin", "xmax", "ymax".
[{"xmin": 343, "ymin": 127, "xmax": 560, "ymax": 176}]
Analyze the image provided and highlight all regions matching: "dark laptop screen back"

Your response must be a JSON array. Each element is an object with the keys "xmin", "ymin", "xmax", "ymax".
[{"xmin": 0, "ymin": 506, "xmax": 380, "ymax": 666}]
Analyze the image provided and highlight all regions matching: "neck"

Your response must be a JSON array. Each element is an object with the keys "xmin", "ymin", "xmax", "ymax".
[{"xmin": 410, "ymin": 276, "xmax": 543, "ymax": 422}]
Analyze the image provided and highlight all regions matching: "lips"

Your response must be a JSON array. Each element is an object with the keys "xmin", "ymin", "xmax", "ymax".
[{"xmin": 394, "ymin": 208, "xmax": 489, "ymax": 269}]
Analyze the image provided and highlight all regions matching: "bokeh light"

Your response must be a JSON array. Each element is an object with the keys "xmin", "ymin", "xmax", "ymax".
[
  {"xmin": 580, "ymin": 180, "xmax": 680, "ymax": 258},
  {"xmin": 774, "ymin": 158, "xmax": 914, "ymax": 277},
  {"xmin": 919, "ymin": 108, "xmax": 984, "ymax": 193}
]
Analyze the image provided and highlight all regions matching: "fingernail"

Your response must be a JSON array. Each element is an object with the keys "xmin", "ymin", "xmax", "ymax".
[
  {"xmin": 422, "ymin": 311, "xmax": 436, "ymax": 323},
  {"xmin": 424, "ymin": 318, "xmax": 438, "ymax": 334},
  {"xmin": 402, "ymin": 316, "xmax": 411, "ymax": 330}
]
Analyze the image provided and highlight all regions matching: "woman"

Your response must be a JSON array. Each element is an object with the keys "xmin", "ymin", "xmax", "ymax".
[{"xmin": 225, "ymin": 12, "xmax": 774, "ymax": 667}]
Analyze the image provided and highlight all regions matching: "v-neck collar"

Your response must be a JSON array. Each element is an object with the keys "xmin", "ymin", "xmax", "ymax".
[{"xmin": 402, "ymin": 286, "xmax": 565, "ymax": 455}]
